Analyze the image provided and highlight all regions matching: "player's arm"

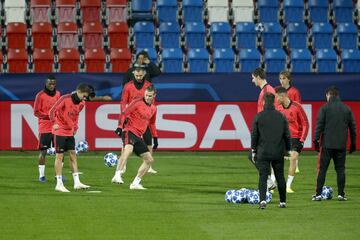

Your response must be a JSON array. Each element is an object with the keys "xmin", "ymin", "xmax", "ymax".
[
  {"xmin": 33, "ymin": 93, "xmax": 49, "ymax": 120},
  {"xmin": 314, "ymin": 106, "xmax": 325, "ymax": 142},
  {"xmin": 117, "ymin": 99, "xmax": 139, "ymax": 128},
  {"xmin": 149, "ymin": 108, "xmax": 158, "ymax": 149},
  {"xmin": 297, "ymin": 104, "xmax": 309, "ymax": 143},
  {"xmin": 120, "ymin": 85, "xmax": 130, "ymax": 113},
  {"xmin": 250, "ymin": 115, "xmax": 259, "ymax": 152},
  {"xmin": 147, "ymin": 62, "xmax": 162, "ymax": 78},
  {"xmin": 73, "ymin": 103, "xmax": 85, "ymax": 134},
  {"xmin": 49, "ymin": 96, "xmax": 65, "ymax": 121}
]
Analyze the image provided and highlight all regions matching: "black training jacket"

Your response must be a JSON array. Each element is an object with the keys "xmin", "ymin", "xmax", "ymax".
[{"xmin": 122, "ymin": 62, "xmax": 161, "ymax": 86}]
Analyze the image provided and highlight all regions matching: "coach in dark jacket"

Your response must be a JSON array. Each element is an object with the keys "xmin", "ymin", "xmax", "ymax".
[
  {"xmin": 251, "ymin": 93, "xmax": 291, "ymax": 209},
  {"xmin": 312, "ymin": 86, "xmax": 356, "ymax": 201}
]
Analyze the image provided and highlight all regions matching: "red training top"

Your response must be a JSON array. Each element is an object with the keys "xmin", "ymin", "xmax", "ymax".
[
  {"xmin": 286, "ymin": 85, "xmax": 302, "ymax": 103},
  {"xmin": 121, "ymin": 80, "xmax": 152, "ymax": 113},
  {"xmin": 257, "ymin": 83, "xmax": 276, "ymax": 113},
  {"xmin": 34, "ymin": 90, "xmax": 61, "ymax": 133}
]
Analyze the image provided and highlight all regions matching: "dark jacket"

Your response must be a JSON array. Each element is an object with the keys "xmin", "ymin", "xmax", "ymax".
[
  {"xmin": 251, "ymin": 104, "xmax": 291, "ymax": 161},
  {"xmin": 122, "ymin": 62, "xmax": 161, "ymax": 86},
  {"xmin": 314, "ymin": 96, "xmax": 356, "ymax": 149}
]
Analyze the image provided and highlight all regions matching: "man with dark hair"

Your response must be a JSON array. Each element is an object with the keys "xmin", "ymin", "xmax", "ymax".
[
  {"xmin": 34, "ymin": 75, "xmax": 61, "ymax": 182},
  {"xmin": 251, "ymin": 93, "xmax": 291, "ymax": 209},
  {"xmin": 49, "ymin": 83, "xmax": 93, "ymax": 192},
  {"xmin": 312, "ymin": 86, "xmax": 357, "ymax": 201}
]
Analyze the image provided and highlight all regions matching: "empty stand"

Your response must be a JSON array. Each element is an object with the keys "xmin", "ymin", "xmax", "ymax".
[
  {"xmin": 336, "ymin": 22, "xmax": 358, "ymax": 49},
  {"xmin": 333, "ymin": 0, "xmax": 354, "ymax": 23},
  {"xmin": 129, "ymin": 0, "xmax": 153, "ymax": 23},
  {"xmin": 311, "ymin": 22, "xmax": 333, "ymax": 49},
  {"xmin": 187, "ymin": 48, "xmax": 209, "ymax": 72},
  {"xmin": 156, "ymin": 0, "xmax": 178, "ymax": 22},
  {"xmin": 235, "ymin": 22, "xmax": 257, "ymax": 49},
  {"xmin": 257, "ymin": 0, "xmax": 279, "ymax": 22},
  {"xmin": 213, "ymin": 48, "xmax": 235, "ymax": 73},
  {"xmin": 159, "ymin": 22, "xmax": 180, "ymax": 48},
  {"xmin": 30, "ymin": 0, "xmax": 51, "ymax": 23},
  {"xmin": 286, "ymin": 22, "xmax": 308, "ymax": 49},
  {"xmin": 107, "ymin": 22, "xmax": 128, "ymax": 48},
  {"xmin": 6, "ymin": 22, "xmax": 27, "ymax": 49},
  {"xmin": 210, "ymin": 22, "xmax": 232, "ymax": 49},
  {"xmin": 290, "ymin": 49, "xmax": 312, "ymax": 72},
  {"xmin": 55, "ymin": 0, "xmax": 77, "ymax": 23},
  {"xmin": 262, "ymin": 22, "xmax": 283, "ymax": 49},
  {"xmin": 58, "ymin": 48, "xmax": 80, "ymax": 72},
  {"xmin": 32, "ymin": 22, "xmax": 53, "ymax": 49},
  {"xmin": 207, "ymin": 0, "xmax": 228, "ymax": 23},
  {"xmin": 106, "ymin": 0, "xmax": 128, "ymax": 24},
  {"xmin": 109, "ymin": 48, "xmax": 132, "ymax": 72},
  {"xmin": 232, "ymin": 0, "xmax": 254, "ymax": 22},
  {"xmin": 282, "ymin": 0, "xmax": 304, "ymax": 23},
  {"xmin": 80, "ymin": 0, "xmax": 101, "ymax": 23},
  {"xmin": 316, "ymin": 49, "xmax": 338, "ymax": 72},
  {"xmin": 133, "ymin": 21, "xmax": 155, "ymax": 48},
  {"xmin": 341, "ymin": 49, "xmax": 360, "ymax": 72},
  {"xmin": 4, "ymin": 0, "xmax": 26, "ymax": 23},
  {"xmin": 264, "ymin": 48, "xmax": 287, "ymax": 73},
  {"xmin": 32, "ymin": 48, "xmax": 54, "ymax": 73},
  {"xmin": 161, "ymin": 48, "xmax": 183, "ymax": 72},
  {"xmin": 82, "ymin": 22, "xmax": 103, "ymax": 49},
  {"xmin": 57, "ymin": 22, "xmax": 78, "ymax": 49},
  {"xmin": 307, "ymin": 0, "xmax": 329, "ymax": 23},
  {"xmin": 184, "ymin": 22, "xmax": 206, "ymax": 48},
  {"xmin": 6, "ymin": 48, "xmax": 28, "ymax": 73},
  {"xmin": 239, "ymin": 48, "xmax": 261, "ymax": 72},
  {"xmin": 182, "ymin": 0, "xmax": 203, "ymax": 23},
  {"xmin": 84, "ymin": 48, "xmax": 106, "ymax": 72}
]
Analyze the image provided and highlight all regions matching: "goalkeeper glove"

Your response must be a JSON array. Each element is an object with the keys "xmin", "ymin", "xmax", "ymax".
[
  {"xmin": 153, "ymin": 137, "xmax": 158, "ymax": 150},
  {"xmin": 115, "ymin": 128, "xmax": 122, "ymax": 137}
]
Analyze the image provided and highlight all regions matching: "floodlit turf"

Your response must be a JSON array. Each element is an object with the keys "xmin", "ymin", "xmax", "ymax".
[{"xmin": 0, "ymin": 151, "xmax": 359, "ymax": 240}]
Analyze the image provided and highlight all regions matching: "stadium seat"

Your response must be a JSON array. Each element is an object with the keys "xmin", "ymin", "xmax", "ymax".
[
  {"xmin": 82, "ymin": 22, "xmax": 103, "ymax": 49},
  {"xmin": 182, "ymin": 0, "xmax": 203, "ymax": 23},
  {"xmin": 129, "ymin": 0, "xmax": 153, "ymax": 22},
  {"xmin": 316, "ymin": 49, "xmax": 337, "ymax": 72},
  {"xmin": 84, "ymin": 48, "xmax": 106, "ymax": 72},
  {"xmin": 286, "ymin": 22, "xmax": 308, "ymax": 49},
  {"xmin": 57, "ymin": 22, "xmax": 78, "ymax": 49},
  {"xmin": 239, "ymin": 48, "xmax": 261, "ymax": 72},
  {"xmin": 336, "ymin": 23, "xmax": 358, "ymax": 49},
  {"xmin": 235, "ymin": 22, "xmax": 257, "ymax": 49},
  {"xmin": 0, "ymin": 52, "xmax": 3, "ymax": 72},
  {"xmin": 262, "ymin": 22, "xmax": 283, "ymax": 49},
  {"xmin": 213, "ymin": 48, "xmax": 235, "ymax": 73},
  {"xmin": 184, "ymin": 22, "xmax": 206, "ymax": 48},
  {"xmin": 187, "ymin": 48, "xmax": 209, "ymax": 73},
  {"xmin": 6, "ymin": 22, "xmax": 27, "ymax": 49},
  {"xmin": 58, "ymin": 48, "xmax": 80, "ymax": 72},
  {"xmin": 156, "ymin": 0, "xmax": 178, "ymax": 23},
  {"xmin": 290, "ymin": 49, "xmax": 312, "ymax": 72},
  {"xmin": 136, "ymin": 48, "xmax": 158, "ymax": 63},
  {"xmin": 333, "ymin": 0, "xmax": 354, "ymax": 23},
  {"xmin": 311, "ymin": 22, "xmax": 333, "ymax": 49},
  {"xmin": 4, "ymin": 0, "xmax": 26, "ymax": 23},
  {"xmin": 283, "ymin": 0, "xmax": 304, "ymax": 23},
  {"xmin": 159, "ymin": 22, "xmax": 181, "ymax": 48},
  {"xmin": 55, "ymin": 0, "xmax": 77, "ymax": 23},
  {"xmin": 341, "ymin": 49, "xmax": 360, "ymax": 72},
  {"xmin": 107, "ymin": 22, "xmax": 128, "ymax": 48},
  {"xmin": 264, "ymin": 48, "xmax": 287, "ymax": 73},
  {"xmin": 307, "ymin": 0, "xmax": 329, "ymax": 23},
  {"xmin": 207, "ymin": 0, "xmax": 228, "ymax": 23},
  {"xmin": 257, "ymin": 0, "xmax": 279, "ymax": 22},
  {"xmin": 80, "ymin": 0, "xmax": 101, "ymax": 23},
  {"xmin": 210, "ymin": 22, "xmax": 232, "ymax": 49},
  {"xmin": 106, "ymin": 0, "xmax": 127, "ymax": 24},
  {"xmin": 161, "ymin": 48, "xmax": 183, "ymax": 72},
  {"xmin": 6, "ymin": 48, "xmax": 29, "ymax": 73},
  {"xmin": 32, "ymin": 22, "xmax": 52, "ymax": 49},
  {"xmin": 232, "ymin": 0, "xmax": 254, "ymax": 22},
  {"xmin": 109, "ymin": 48, "xmax": 132, "ymax": 72},
  {"xmin": 30, "ymin": 0, "xmax": 51, "ymax": 23},
  {"xmin": 32, "ymin": 48, "xmax": 54, "ymax": 73},
  {"xmin": 133, "ymin": 21, "xmax": 155, "ymax": 48}
]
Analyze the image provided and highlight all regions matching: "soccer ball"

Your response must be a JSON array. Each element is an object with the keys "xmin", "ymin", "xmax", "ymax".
[
  {"xmin": 321, "ymin": 186, "xmax": 333, "ymax": 200},
  {"xmin": 247, "ymin": 190, "xmax": 260, "ymax": 204},
  {"xmin": 104, "ymin": 152, "xmax": 118, "ymax": 167},
  {"xmin": 47, "ymin": 147, "xmax": 56, "ymax": 155},
  {"xmin": 76, "ymin": 140, "xmax": 89, "ymax": 153},
  {"xmin": 232, "ymin": 189, "xmax": 247, "ymax": 203},
  {"xmin": 266, "ymin": 191, "xmax": 273, "ymax": 203},
  {"xmin": 225, "ymin": 189, "xmax": 236, "ymax": 203},
  {"xmin": 255, "ymin": 23, "xmax": 265, "ymax": 33}
]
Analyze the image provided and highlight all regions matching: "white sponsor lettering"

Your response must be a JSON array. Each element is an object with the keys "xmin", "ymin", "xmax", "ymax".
[{"xmin": 11, "ymin": 104, "xmax": 38, "ymax": 147}]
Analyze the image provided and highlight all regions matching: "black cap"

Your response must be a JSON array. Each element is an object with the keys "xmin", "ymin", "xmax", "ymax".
[{"xmin": 133, "ymin": 63, "xmax": 146, "ymax": 70}]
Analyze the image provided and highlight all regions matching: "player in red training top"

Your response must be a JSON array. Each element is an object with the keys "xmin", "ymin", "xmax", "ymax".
[
  {"xmin": 120, "ymin": 66, "xmax": 157, "ymax": 174},
  {"xmin": 275, "ymin": 87, "xmax": 309, "ymax": 193},
  {"xmin": 49, "ymin": 83, "xmax": 93, "ymax": 192},
  {"xmin": 34, "ymin": 75, "xmax": 60, "ymax": 182},
  {"xmin": 112, "ymin": 85, "xmax": 158, "ymax": 190}
]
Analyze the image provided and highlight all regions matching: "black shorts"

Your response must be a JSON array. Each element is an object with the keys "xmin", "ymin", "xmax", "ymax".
[
  {"xmin": 54, "ymin": 135, "xmax": 75, "ymax": 153},
  {"xmin": 122, "ymin": 131, "xmax": 149, "ymax": 156},
  {"xmin": 38, "ymin": 133, "xmax": 54, "ymax": 150},
  {"xmin": 291, "ymin": 138, "xmax": 303, "ymax": 153},
  {"xmin": 143, "ymin": 127, "xmax": 152, "ymax": 146}
]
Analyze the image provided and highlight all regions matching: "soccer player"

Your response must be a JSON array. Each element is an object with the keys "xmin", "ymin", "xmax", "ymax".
[
  {"xmin": 112, "ymin": 85, "xmax": 158, "ymax": 190},
  {"xmin": 275, "ymin": 87, "xmax": 309, "ymax": 193},
  {"xmin": 49, "ymin": 83, "xmax": 93, "ymax": 192},
  {"xmin": 34, "ymin": 75, "xmax": 61, "ymax": 182}
]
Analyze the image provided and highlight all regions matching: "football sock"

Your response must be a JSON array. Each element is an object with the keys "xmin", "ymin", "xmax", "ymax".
[
  {"xmin": 72, "ymin": 172, "xmax": 80, "ymax": 185},
  {"xmin": 115, "ymin": 170, "xmax": 121, "ymax": 178},
  {"xmin": 56, "ymin": 175, "xmax": 63, "ymax": 185},
  {"xmin": 270, "ymin": 174, "xmax": 276, "ymax": 183},
  {"xmin": 132, "ymin": 176, "xmax": 142, "ymax": 185},
  {"xmin": 287, "ymin": 175, "xmax": 294, "ymax": 188},
  {"xmin": 38, "ymin": 165, "xmax": 45, "ymax": 178}
]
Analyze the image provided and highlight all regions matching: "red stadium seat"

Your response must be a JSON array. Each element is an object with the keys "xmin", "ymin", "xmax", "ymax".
[
  {"xmin": 108, "ymin": 22, "xmax": 128, "ymax": 48},
  {"xmin": 7, "ymin": 49, "xmax": 28, "ymax": 73},
  {"xmin": 30, "ymin": 0, "xmax": 51, "ymax": 23},
  {"xmin": 82, "ymin": 22, "xmax": 103, "ymax": 49},
  {"xmin": 0, "ymin": 52, "xmax": 3, "ymax": 72},
  {"xmin": 6, "ymin": 22, "xmax": 27, "ymax": 49},
  {"xmin": 106, "ymin": 0, "xmax": 128, "ymax": 23},
  {"xmin": 110, "ymin": 48, "xmax": 131, "ymax": 72},
  {"xmin": 55, "ymin": 0, "xmax": 77, "ymax": 23},
  {"xmin": 80, "ymin": 0, "xmax": 101, "ymax": 23},
  {"xmin": 32, "ymin": 22, "xmax": 53, "ymax": 49},
  {"xmin": 84, "ymin": 48, "xmax": 106, "ymax": 72},
  {"xmin": 33, "ymin": 48, "xmax": 54, "ymax": 73},
  {"xmin": 58, "ymin": 48, "xmax": 80, "ymax": 72},
  {"xmin": 57, "ymin": 22, "xmax": 78, "ymax": 49}
]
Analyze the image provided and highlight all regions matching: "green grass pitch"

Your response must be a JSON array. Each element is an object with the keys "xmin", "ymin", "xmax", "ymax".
[{"xmin": 0, "ymin": 151, "xmax": 359, "ymax": 240}]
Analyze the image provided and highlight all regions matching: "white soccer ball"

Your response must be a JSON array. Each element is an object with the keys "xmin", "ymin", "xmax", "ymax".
[
  {"xmin": 76, "ymin": 140, "xmax": 89, "ymax": 153},
  {"xmin": 104, "ymin": 152, "xmax": 118, "ymax": 167},
  {"xmin": 255, "ymin": 23, "xmax": 265, "ymax": 33},
  {"xmin": 266, "ymin": 191, "xmax": 272, "ymax": 203},
  {"xmin": 47, "ymin": 147, "xmax": 56, "ymax": 155},
  {"xmin": 232, "ymin": 189, "xmax": 247, "ymax": 204},
  {"xmin": 321, "ymin": 186, "xmax": 333, "ymax": 200},
  {"xmin": 247, "ymin": 190, "xmax": 260, "ymax": 204},
  {"xmin": 225, "ymin": 189, "xmax": 236, "ymax": 203}
]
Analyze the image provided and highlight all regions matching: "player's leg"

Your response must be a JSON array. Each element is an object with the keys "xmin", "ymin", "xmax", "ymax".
[
  {"xmin": 333, "ymin": 149, "xmax": 347, "ymax": 200},
  {"xmin": 143, "ymin": 127, "xmax": 157, "ymax": 174},
  {"xmin": 272, "ymin": 158, "xmax": 286, "ymax": 206},
  {"xmin": 54, "ymin": 135, "xmax": 69, "ymax": 192},
  {"xmin": 69, "ymin": 148, "xmax": 90, "ymax": 190},
  {"xmin": 37, "ymin": 133, "xmax": 52, "ymax": 182},
  {"xmin": 256, "ymin": 159, "xmax": 270, "ymax": 208},
  {"xmin": 295, "ymin": 159, "xmax": 300, "ymax": 173},
  {"xmin": 286, "ymin": 151, "xmax": 299, "ymax": 193},
  {"xmin": 313, "ymin": 147, "xmax": 332, "ymax": 200},
  {"xmin": 112, "ymin": 144, "xmax": 134, "ymax": 184}
]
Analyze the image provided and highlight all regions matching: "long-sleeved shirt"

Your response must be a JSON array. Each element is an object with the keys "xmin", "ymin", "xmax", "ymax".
[
  {"xmin": 257, "ymin": 83, "xmax": 276, "ymax": 113},
  {"xmin": 121, "ymin": 80, "xmax": 152, "ymax": 113},
  {"xmin": 286, "ymin": 85, "xmax": 302, "ymax": 103},
  {"xmin": 34, "ymin": 89, "xmax": 61, "ymax": 133}
]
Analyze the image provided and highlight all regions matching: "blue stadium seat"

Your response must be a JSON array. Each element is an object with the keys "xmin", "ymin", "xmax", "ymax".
[
  {"xmin": 161, "ymin": 48, "xmax": 183, "ymax": 72},
  {"xmin": 333, "ymin": 0, "xmax": 354, "ymax": 23},
  {"xmin": 184, "ymin": 22, "xmax": 206, "ymax": 48},
  {"xmin": 133, "ymin": 22, "xmax": 155, "ymax": 48},
  {"xmin": 213, "ymin": 48, "xmax": 235, "ymax": 72},
  {"xmin": 182, "ymin": 0, "xmax": 203, "ymax": 23},
  {"xmin": 286, "ymin": 22, "xmax": 308, "ymax": 49},
  {"xmin": 264, "ymin": 48, "xmax": 287, "ymax": 73},
  {"xmin": 239, "ymin": 48, "xmax": 261, "ymax": 72},
  {"xmin": 316, "ymin": 49, "xmax": 337, "ymax": 72},
  {"xmin": 311, "ymin": 22, "xmax": 333, "ymax": 49},
  {"xmin": 210, "ymin": 22, "xmax": 232, "ymax": 48},
  {"xmin": 336, "ymin": 23, "xmax": 358, "ymax": 49},
  {"xmin": 283, "ymin": 0, "xmax": 304, "ymax": 23},
  {"xmin": 341, "ymin": 49, "xmax": 360, "ymax": 72},
  {"xmin": 235, "ymin": 22, "xmax": 257, "ymax": 49},
  {"xmin": 157, "ymin": 0, "xmax": 178, "ymax": 22},
  {"xmin": 257, "ymin": 0, "xmax": 279, "ymax": 22},
  {"xmin": 130, "ymin": 0, "xmax": 153, "ymax": 22},
  {"xmin": 307, "ymin": 0, "xmax": 329, "ymax": 23},
  {"xmin": 136, "ymin": 48, "xmax": 158, "ymax": 63},
  {"xmin": 262, "ymin": 22, "xmax": 283, "ymax": 49},
  {"xmin": 290, "ymin": 49, "xmax": 312, "ymax": 72},
  {"xmin": 187, "ymin": 48, "xmax": 209, "ymax": 72},
  {"xmin": 159, "ymin": 22, "xmax": 181, "ymax": 48}
]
